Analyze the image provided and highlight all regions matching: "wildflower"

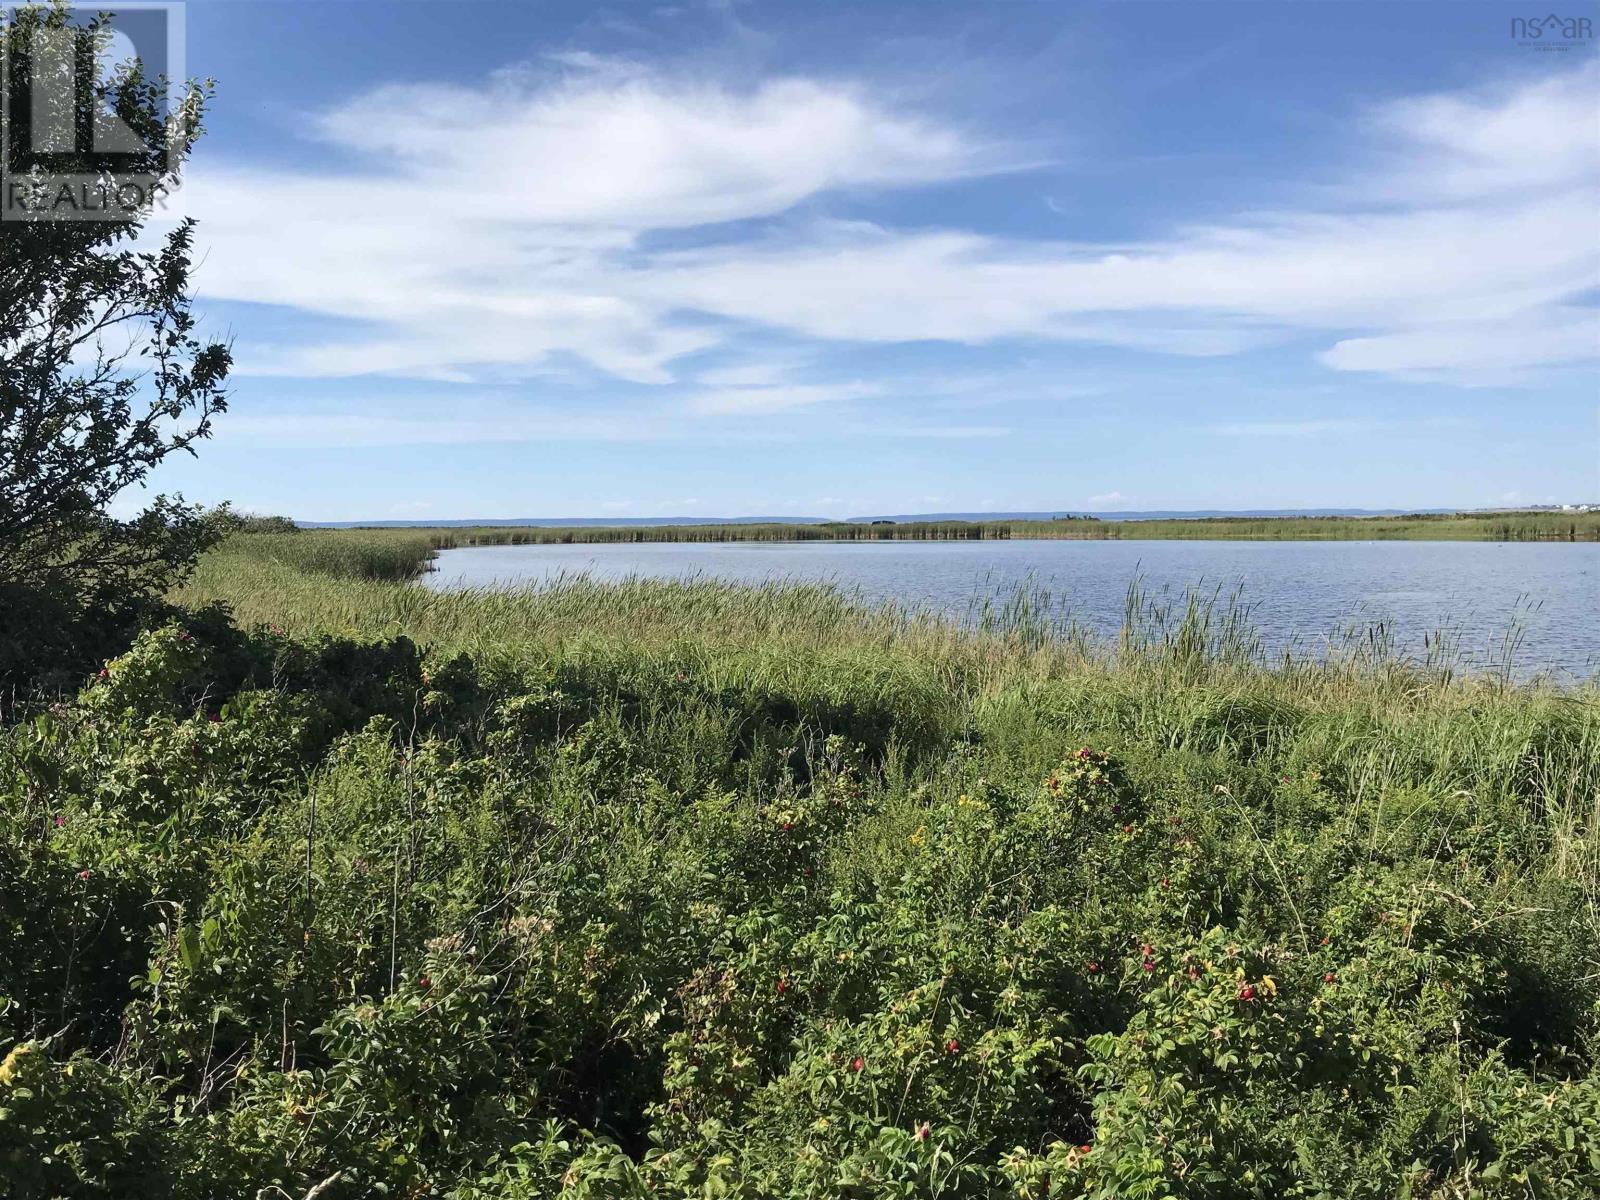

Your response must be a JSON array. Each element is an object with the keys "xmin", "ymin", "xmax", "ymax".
[
  {"xmin": 96, "ymin": 668, "xmax": 109, "ymax": 680},
  {"xmin": 781, "ymin": 821, "xmax": 793, "ymax": 832},
  {"xmin": 52, "ymin": 815, "xmax": 64, "ymax": 828},
  {"xmin": 1140, "ymin": 943, "xmax": 1153, "ymax": 956},
  {"xmin": 945, "ymin": 1038, "xmax": 960, "ymax": 1054},
  {"xmin": 915, "ymin": 1123, "xmax": 930, "ymax": 1142},
  {"xmin": 776, "ymin": 977, "xmax": 789, "ymax": 995},
  {"xmin": 908, "ymin": 825, "xmax": 926, "ymax": 847},
  {"xmin": 1238, "ymin": 984, "xmax": 1257, "ymax": 1001},
  {"xmin": 1087, "ymin": 961, "xmax": 1100, "ymax": 974},
  {"xmin": 1142, "ymin": 959, "xmax": 1155, "ymax": 972},
  {"xmin": 802, "ymin": 867, "xmax": 813, "ymax": 877},
  {"xmin": 850, "ymin": 1055, "xmax": 864, "ymax": 1073},
  {"xmin": 1122, "ymin": 823, "xmax": 1134, "ymax": 834},
  {"xmin": 77, "ymin": 869, "xmax": 91, "ymax": 881},
  {"xmin": 1323, "ymin": 972, "xmax": 1337, "ymax": 984},
  {"xmin": 208, "ymin": 712, "xmax": 222, "ymax": 724},
  {"xmin": 1078, "ymin": 1143, "xmax": 1092, "ymax": 1154}
]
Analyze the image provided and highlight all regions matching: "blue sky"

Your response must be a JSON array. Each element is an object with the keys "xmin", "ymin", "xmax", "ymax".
[{"xmin": 139, "ymin": 0, "xmax": 1599, "ymax": 520}]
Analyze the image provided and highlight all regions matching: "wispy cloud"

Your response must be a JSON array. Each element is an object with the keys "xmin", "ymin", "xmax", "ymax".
[{"xmin": 188, "ymin": 55, "xmax": 1599, "ymax": 396}]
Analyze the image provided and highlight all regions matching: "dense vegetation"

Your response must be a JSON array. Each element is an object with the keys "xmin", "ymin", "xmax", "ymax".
[
  {"xmin": 304, "ymin": 509, "xmax": 1600, "ymax": 546},
  {"xmin": 4, "ymin": 532, "xmax": 1597, "ymax": 1198},
  {"xmin": 0, "ymin": 5, "xmax": 230, "ymax": 694}
]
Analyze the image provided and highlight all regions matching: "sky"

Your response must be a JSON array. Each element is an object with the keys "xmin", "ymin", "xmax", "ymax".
[{"xmin": 133, "ymin": 0, "xmax": 1600, "ymax": 520}]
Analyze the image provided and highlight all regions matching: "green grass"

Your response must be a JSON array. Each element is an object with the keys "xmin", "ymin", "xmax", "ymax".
[
  {"xmin": 302, "ymin": 508, "xmax": 1600, "ymax": 545},
  {"xmin": 5, "ymin": 530, "xmax": 1598, "ymax": 1198}
]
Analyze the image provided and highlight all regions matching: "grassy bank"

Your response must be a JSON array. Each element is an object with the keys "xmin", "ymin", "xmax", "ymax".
[
  {"xmin": 5, "ymin": 534, "xmax": 1599, "ymax": 1198},
  {"xmin": 303, "ymin": 508, "xmax": 1600, "ymax": 546}
]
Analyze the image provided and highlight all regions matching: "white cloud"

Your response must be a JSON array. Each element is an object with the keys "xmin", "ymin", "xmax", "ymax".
[
  {"xmin": 685, "ymin": 380, "xmax": 880, "ymax": 415},
  {"xmin": 1087, "ymin": 490, "xmax": 1128, "ymax": 506},
  {"xmin": 1317, "ymin": 307, "xmax": 1600, "ymax": 382},
  {"xmin": 186, "ymin": 56, "xmax": 1600, "ymax": 396}
]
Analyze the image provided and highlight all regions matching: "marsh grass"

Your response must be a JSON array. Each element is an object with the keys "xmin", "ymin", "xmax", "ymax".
[
  {"xmin": 177, "ymin": 531, "xmax": 1600, "ymax": 909},
  {"xmin": 6, "ymin": 526, "xmax": 1597, "ymax": 1196}
]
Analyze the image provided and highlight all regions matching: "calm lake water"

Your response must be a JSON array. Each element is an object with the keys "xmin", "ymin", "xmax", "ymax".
[{"xmin": 424, "ymin": 540, "xmax": 1600, "ymax": 680}]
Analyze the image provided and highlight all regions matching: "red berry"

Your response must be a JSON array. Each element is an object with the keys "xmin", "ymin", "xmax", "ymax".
[
  {"xmin": 776, "ymin": 978, "xmax": 789, "ymax": 995},
  {"xmin": 418, "ymin": 975, "xmax": 432, "ymax": 989},
  {"xmin": 945, "ymin": 1039, "xmax": 960, "ymax": 1054},
  {"xmin": 77, "ymin": 868, "xmax": 91, "ymax": 880},
  {"xmin": 1238, "ymin": 984, "xmax": 1257, "ymax": 1001},
  {"xmin": 781, "ymin": 821, "xmax": 793, "ymax": 832},
  {"xmin": 1142, "ymin": 959, "xmax": 1155, "ymax": 972},
  {"xmin": 850, "ymin": 1055, "xmax": 864, "ymax": 1073},
  {"xmin": 1323, "ymin": 972, "xmax": 1337, "ymax": 984},
  {"xmin": 1087, "ymin": 961, "xmax": 1099, "ymax": 973},
  {"xmin": 1078, "ymin": 1143, "xmax": 1092, "ymax": 1154}
]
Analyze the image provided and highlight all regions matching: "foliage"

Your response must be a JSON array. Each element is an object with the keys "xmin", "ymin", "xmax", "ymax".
[
  {"xmin": 2, "ymin": 563, "xmax": 1598, "ymax": 1198},
  {"xmin": 0, "ymin": 3, "xmax": 231, "ymax": 691}
]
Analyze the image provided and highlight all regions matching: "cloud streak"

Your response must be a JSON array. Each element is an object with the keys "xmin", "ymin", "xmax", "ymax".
[{"xmin": 187, "ymin": 56, "xmax": 1600, "ymax": 397}]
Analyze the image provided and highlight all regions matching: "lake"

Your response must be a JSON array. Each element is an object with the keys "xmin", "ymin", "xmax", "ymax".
[{"xmin": 423, "ymin": 539, "xmax": 1600, "ymax": 679}]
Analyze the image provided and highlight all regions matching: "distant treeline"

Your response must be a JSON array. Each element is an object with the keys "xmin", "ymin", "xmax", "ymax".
[
  {"xmin": 223, "ymin": 512, "xmax": 1600, "ymax": 579},
  {"xmin": 406, "ymin": 510, "xmax": 1600, "ymax": 546}
]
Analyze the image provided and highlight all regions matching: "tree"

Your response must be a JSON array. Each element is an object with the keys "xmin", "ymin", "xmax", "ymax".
[{"xmin": 0, "ymin": 3, "xmax": 229, "ymax": 686}]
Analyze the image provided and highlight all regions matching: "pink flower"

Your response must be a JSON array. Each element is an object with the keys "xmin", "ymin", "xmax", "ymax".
[
  {"xmin": 77, "ymin": 869, "xmax": 91, "ymax": 881},
  {"xmin": 53, "ymin": 815, "xmax": 64, "ymax": 828}
]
